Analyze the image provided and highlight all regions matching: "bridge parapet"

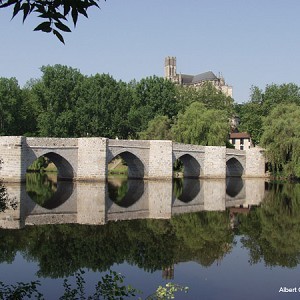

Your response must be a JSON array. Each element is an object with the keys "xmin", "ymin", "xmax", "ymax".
[
  {"xmin": 108, "ymin": 139, "xmax": 150, "ymax": 149},
  {"xmin": 226, "ymin": 148, "xmax": 246, "ymax": 157},
  {"xmin": 173, "ymin": 142, "xmax": 205, "ymax": 153},
  {"xmin": 26, "ymin": 137, "xmax": 78, "ymax": 148}
]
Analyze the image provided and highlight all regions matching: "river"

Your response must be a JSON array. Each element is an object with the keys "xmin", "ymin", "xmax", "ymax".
[{"xmin": 0, "ymin": 174, "xmax": 300, "ymax": 299}]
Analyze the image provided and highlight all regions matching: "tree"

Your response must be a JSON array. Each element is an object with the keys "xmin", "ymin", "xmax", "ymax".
[
  {"xmin": 234, "ymin": 86, "xmax": 264, "ymax": 145},
  {"xmin": 261, "ymin": 83, "xmax": 300, "ymax": 116},
  {"xmin": 237, "ymin": 84, "xmax": 300, "ymax": 145},
  {"xmin": 176, "ymin": 82, "xmax": 234, "ymax": 117},
  {"xmin": 171, "ymin": 102, "xmax": 229, "ymax": 146},
  {"xmin": 139, "ymin": 115, "xmax": 172, "ymax": 140},
  {"xmin": 260, "ymin": 103, "xmax": 300, "ymax": 178},
  {"xmin": 128, "ymin": 76, "xmax": 178, "ymax": 135},
  {"xmin": 28, "ymin": 65, "xmax": 84, "ymax": 137},
  {"xmin": 0, "ymin": 77, "xmax": 24, "ymax": 135},
  {"xmin": 0, "ymin": 0, "xmax": 105, "ymax": 43},
  {"xmin": 72, "ymin": 73, "xmax": 134, "ymax": 138}
]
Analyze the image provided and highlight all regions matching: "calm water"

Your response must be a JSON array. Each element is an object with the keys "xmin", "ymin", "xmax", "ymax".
[{"xmin": 1, "ymin": 175, "xmax": 300, "ymax": 299}]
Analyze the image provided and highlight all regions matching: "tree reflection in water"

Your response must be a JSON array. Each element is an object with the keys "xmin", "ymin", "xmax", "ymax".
[
  {"xmin": 0, "ymin": 210, "xmax": 233, "ymax": 278},
  {"xmin": 239, "ymin": 182, "xmax": 300, "ymax": 268},
  {"xmin": 3, "ymin": 176, "xmax": 300, "ymax": 297}
]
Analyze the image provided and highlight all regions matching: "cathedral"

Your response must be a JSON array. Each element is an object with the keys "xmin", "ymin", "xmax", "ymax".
[{"xmin": 164, "ymin": 56, "xmax": 233, "ymax": 97}]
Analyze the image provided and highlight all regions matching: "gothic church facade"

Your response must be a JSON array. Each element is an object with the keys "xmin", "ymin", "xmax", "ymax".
[{"xmin": 164, "ymin": 56, "xmax": 233, "ymax": 97}]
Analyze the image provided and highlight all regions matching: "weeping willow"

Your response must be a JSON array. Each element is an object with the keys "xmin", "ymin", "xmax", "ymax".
[{"xmin": 260, "ymin": 103, "xmax": 300, "ymax": 178}]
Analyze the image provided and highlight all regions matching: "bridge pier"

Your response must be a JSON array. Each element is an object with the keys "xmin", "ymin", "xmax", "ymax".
[
  {"xmin": 245, "ymin": 147, "xmax": 266, "ymax": 177},
  {"xmin": 148, "ymin": 140, "xmax": 173, "ymax": 179},
  {"xmin": 77, "ymin": 137, "xmax": 108, "ymax": 181},
  {"xmin": 203, "ymin": 146, "xmax": 226, "ymax": 178},
  {"xmin": 0, "ymin": 136, "xmax": 26, "ymax": 182}
]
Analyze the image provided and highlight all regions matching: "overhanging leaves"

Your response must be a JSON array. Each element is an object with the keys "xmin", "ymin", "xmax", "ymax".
[{"xmin": 0, "ymin": 0, "xmax": 106, "ymax": 43}]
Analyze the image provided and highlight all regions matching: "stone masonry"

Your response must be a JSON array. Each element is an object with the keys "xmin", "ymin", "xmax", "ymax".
[{"xmin": 0, "ymin": 136, "xmax": 266, "ymax": 182}]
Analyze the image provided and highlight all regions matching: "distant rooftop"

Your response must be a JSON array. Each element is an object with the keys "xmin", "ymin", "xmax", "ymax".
[
  {"xmin": 180, "ymin": 71, "xmax": 218, "ymax": 85},
  {"xmin": 230, "ymin": 132, "xmax": 251, "ymax": 139}
]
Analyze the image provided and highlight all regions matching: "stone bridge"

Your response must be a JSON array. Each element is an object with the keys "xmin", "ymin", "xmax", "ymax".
[{"xmin": 0, "ymin": 136, "xmax": 266, "ymax": 182}]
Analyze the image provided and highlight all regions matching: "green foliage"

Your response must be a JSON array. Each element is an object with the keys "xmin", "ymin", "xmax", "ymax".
[
  {"xmin": 0, "ymin": 280, "xmax": 43, "ymax": 300},
  {"xmin": 72, "ymin": 73, "xmax": 134, "ymax": 138},
  {"xmin": 29, "ymin": 65, "xmax": 84, "ymax": 137},
  {"xmin": 0, "ymin": 77, "xmax": 24, "ymax": 135},
  {"xmin": 129, "ymin": 76, "xmax": 178, "ymax": 135},
  {"xmin": 235, "ymin": 88, "xmax": 263, "ymax": 145},
  {"xmin": 176, "ymin": 82, "xmax": 234, "ymax": 117},
  {"xmin": 139, "ymin": 115, "xmax": 173, "ymax": 140},
  {"xmin": 0, "ymin": 269, "xmax": 189, "ymax": 299},
  {"xmin": 260, "ymin": 103, "xmax": 300, "ymax": 178},
  {"xmin": 0, "ymin": 269, "xmax": 139, "ymax": 300},
  {"xmin": 237, "ymin": 84, "xmax": 300, "ymax": 146},
  {"xmin": 91, "ymin": 270, "xmax": 139, "ymax": 300},
  {"xmin": 172, "ymin": 102, "xmax": 229, "ymax": 146},
  {"xmin": 27, "ymin": 156, "xmax": 50, "ymax": 171},
  {"xmin": 147, "ymin": 282, "xmax": 189, "ymax": 300},
  {"xmin": 0, "ymin": 0, "xmax": 105, "ymax": 43},
  {"xmin": 261, "ymin": 83, "xmax": 300, "ymax": 115},
  {"xmin": 0, "ymin": 68, "xmax": 233, "ymax": 142}
]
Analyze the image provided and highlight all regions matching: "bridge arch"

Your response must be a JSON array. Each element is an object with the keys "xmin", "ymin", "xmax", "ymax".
[
  {"xmin": 108, "ymin": 151, "xmax": 145, "ymax": 179},
  {"xmin": 27, "ymin": 152, "xmax": 74, "ymax": 180},
  {"xmin": 174, "ymin": 154, "xmax": 201, "ymax": 178},
  {"xmin": 226, "ymin": 157, "xmax": 244, "ymax": 177}
]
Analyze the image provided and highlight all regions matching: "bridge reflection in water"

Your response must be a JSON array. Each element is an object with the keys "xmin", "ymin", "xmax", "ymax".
[{"xmin": 0, "ymin": 178, "xmax": 267, "ymax": 229}]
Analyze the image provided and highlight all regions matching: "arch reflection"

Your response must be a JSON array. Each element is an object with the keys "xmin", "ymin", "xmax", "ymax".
[
  {"xmin": 26, "ymin": 173, "xmax": 73, "ymax": 209},
  {"xmin": 226, "ymin": 177, "xmax": 244, "ymax": 198},
  {"xmin": 173, "ymin": 178, "xmax": 201, "ymax": 203},
  {"xmin": 107, "ymin": 178, "xmax": 144, "ymax": 208}
]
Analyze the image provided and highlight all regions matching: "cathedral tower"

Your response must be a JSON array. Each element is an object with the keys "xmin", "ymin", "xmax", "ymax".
[{"xmin": 164, "ymin": 56, "xmax": 177, "ymax": 80}]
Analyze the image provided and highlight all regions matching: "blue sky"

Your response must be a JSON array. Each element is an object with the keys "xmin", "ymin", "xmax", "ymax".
[{"xmin": 1, "ymin": 0, "xmax": 300, "ymax": 103}]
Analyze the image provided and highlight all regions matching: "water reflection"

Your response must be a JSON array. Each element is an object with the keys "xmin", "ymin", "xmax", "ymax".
[
  {"xmin": 239, "ymin": 182, "xmax": 300, "ymax": 268},
  {"xmin": 0, "ymin": 176, "xmax": 269, "ymax": 230},
  {"xmin": 107, "ymin": 178, "xmax": 144, "ymax": 208},
  {"xmin": 2, "ymin": 179, "xmax": 300, "ymax": 299},
  {"xmin": 3, "ymin": 180, "xmax": 300, "ymax": 276},
  {"xmin": 226, "ymin": 177, "xmax": 244, "ymax": 198},
  {"xmin": 26, "ymin": 173, "xmax": 57, "ymax": 207},
  {"xmin": 173, "ymin": 178, "xmax": 201, "ymax": 203},
  {"xmin": 26, "ymin": 173, "xmax": 74, "ymax": 209}
]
